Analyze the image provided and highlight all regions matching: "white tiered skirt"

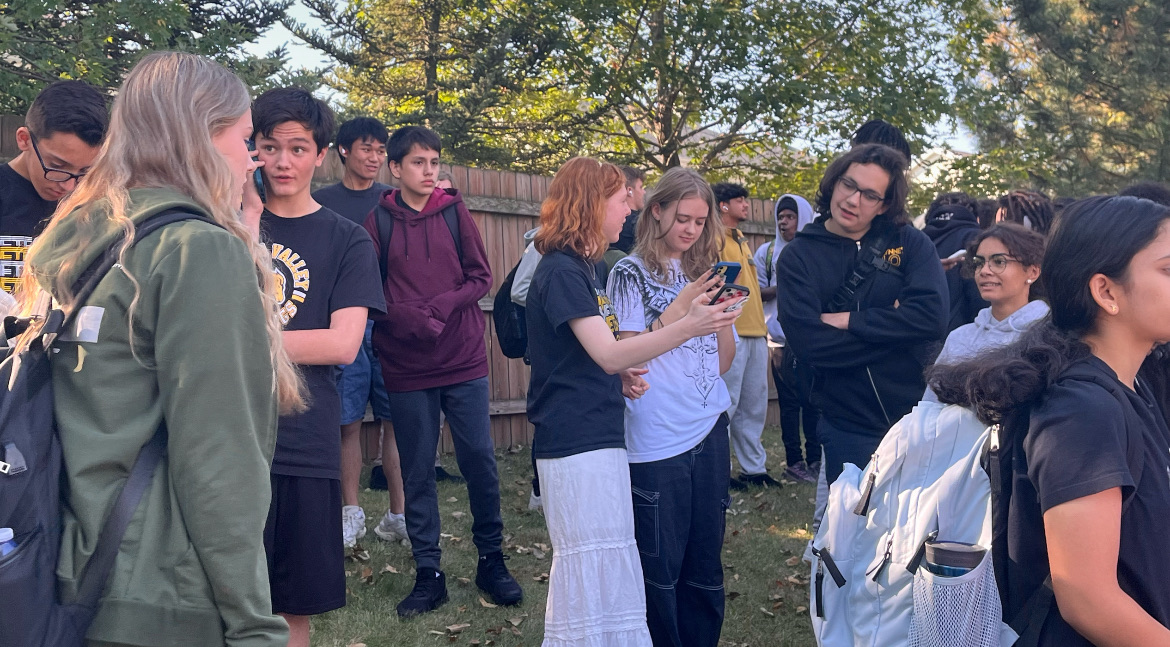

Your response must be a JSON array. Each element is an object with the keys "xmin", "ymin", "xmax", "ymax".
[{"xmin": 537, "ymin": 448, "xmax": 653, "ymax": 647}]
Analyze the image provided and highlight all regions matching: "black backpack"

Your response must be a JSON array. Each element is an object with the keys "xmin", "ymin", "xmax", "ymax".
[
  {"xmin": 0, "ymin": 209, "xmax": 214, "ymax": 646},
  {"xmin": 492, "ymin": 261, "xmax": 528, "ymax": 360}
]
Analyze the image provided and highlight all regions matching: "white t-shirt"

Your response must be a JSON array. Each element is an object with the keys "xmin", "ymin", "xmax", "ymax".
[{"xmin": 607, "ymin": 255, "xmax": 732, "ymax": 463}]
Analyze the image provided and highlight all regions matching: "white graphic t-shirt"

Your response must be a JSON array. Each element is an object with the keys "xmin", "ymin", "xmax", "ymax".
[{"xmin": 607, "ymin": 255, "xmax": 732, "ymax": 463}]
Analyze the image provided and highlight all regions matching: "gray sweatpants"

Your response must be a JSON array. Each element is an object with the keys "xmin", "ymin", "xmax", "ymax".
[{"xmin": 722, "ymin": 335, "xmax": 769, "ymax": 475}]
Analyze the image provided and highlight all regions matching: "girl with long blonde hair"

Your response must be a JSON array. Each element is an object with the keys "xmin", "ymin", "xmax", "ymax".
[
  {"xmin": 526, "ymin": 158, "xmax": 740, "ymax": 647},
  {"xmin": 606, "ymin": 167, "xmax": 736, "ymax": 645},
  {"xmin": 14, "ymin": 51, "xmax": 301, "ymax": 646}
]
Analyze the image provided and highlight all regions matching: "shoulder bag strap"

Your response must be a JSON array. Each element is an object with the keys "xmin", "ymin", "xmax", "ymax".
[
  {"xmin": 441, "ymin": 204, "xmax": 462, "ymax": 262},
  {"xmin": 376, "ymin": 203, "xmax": 394, "ymax": 285},
  {"xmin": 825, "ymin": 232, "xmax": 897, "ymax": 313}
]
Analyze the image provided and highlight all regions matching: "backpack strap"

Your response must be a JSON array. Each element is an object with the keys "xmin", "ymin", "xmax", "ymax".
[
  {"xmin": 825, "ymin": 230, "xmax": 901, "ymax": 313},
  {"xmin": 375, "ymin": 203, "xmax": 394, "ymax": 285},
  {"xmin": 765, "ymin": 240, "xmax": 776, "ymax": 284},
  {"xmin": 72, "ymin": 423, "xmax": 168, "ymax": 621},
  {"xmin": 59, "ymin": 208, "xmax": 215, "ymax": 620},
  {"xmin": 441, "ymin": 204, "xmax": 462, "ymax": 262},
  {"xmin": 41, "ymin": 208, "xmax": 208, "ymax": 348},
  {"xmin": 1008, "ymin": 575, "xmax": 1053, "ymax": 647},
  {"xmin": 374, "ymin": 202, "xmax": 463, "ymax": 286}
]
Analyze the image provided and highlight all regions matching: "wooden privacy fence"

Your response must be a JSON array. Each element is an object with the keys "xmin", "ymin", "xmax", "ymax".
[{"xmin": 309, "ymin": 156, "xmax": 783, "ymax": 453}]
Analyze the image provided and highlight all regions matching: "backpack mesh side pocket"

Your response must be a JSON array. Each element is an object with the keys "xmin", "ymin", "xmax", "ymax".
[{"xmin": 908, "ymin": 549, "xmax": 1003, "ymax": 647}]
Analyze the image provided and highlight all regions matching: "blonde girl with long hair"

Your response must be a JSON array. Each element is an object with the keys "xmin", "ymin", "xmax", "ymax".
[
  {"xmin": 525, "ymin": 158, "xmax": 740, "ymax": 647},
  {"xmin": 605, "ymin": 167, "xmax": 736, "ymax": 646},
  {"xmin": 13, "ymin": 51, "xmax": 302, "ymax": 646}
]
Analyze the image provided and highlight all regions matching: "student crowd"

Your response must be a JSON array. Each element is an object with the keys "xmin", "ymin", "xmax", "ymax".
[{"xmin": 2, "ymin": 50, "xmax": 1169, "ymax": 647}]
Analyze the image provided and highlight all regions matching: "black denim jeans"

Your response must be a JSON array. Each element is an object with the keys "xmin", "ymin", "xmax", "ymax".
[
  {"xmin": 818, "ymin": 416, "xmax": 882, "ymax": 486},
  {"xmin": 629, "ymin": 414, "xmax": 731, "ymax": 647},
  {"xmin": 772, "ymin": 350, "xmax": 821, "ymax": 468},
  {"xmin": 387, "ymin": 377, "xmax": 503, "ymax": 570}
]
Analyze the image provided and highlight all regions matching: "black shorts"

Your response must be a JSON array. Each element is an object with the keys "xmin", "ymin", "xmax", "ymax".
[{"xmin": 264, "ymin": 474, "xmax": 346, "ymax": 616}]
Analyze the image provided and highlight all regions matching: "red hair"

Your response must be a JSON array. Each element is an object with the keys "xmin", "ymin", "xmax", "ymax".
[{"xmin": 535, "ymin": 157, "xmax": 626, "ymax": 262}]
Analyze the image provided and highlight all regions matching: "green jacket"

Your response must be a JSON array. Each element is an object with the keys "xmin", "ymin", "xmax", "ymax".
[{"xmin": 30, "ymin": 188, "xmax": 288, "ymax": 646}]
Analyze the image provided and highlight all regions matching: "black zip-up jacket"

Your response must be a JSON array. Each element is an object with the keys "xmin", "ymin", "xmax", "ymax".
[
  {"xmin": 922, "ymin": 204, "xmax": 986, "ymax": 332},
  {"xmin": 776, "ymin": 215, "xmax": 947, "ymax": 436}
]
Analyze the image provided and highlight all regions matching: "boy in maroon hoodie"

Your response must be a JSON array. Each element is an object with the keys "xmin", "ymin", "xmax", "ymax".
[{"xmin": 364, "ymin": 126, "xmax": 522, "ymax": 617}]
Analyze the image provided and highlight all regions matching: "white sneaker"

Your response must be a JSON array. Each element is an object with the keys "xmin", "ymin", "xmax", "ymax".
[
  {"xmin": 342, "ymin": 505, "xmax": 366, "ymax": 548},
  {"xmin": 528, "ymin": 490, "xmax": 543, "ymax": 513},
  {"xmin": 374, "ymin": 510, "xmax": 410, "ymax": 545}
]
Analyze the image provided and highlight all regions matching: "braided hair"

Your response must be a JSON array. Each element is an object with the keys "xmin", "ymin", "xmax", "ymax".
[{"xmin": 997, "ymin": 190, "xmax": 1055, "ymax": 236}]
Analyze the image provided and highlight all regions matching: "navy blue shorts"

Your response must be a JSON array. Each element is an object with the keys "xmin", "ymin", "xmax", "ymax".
[
  {"xmin": 337, "ymin": 321, "xmax": 393, "ymax": 425},
  {"xmin": 264, "ymin": 474, "xmax": 346, "ymax": 616}
]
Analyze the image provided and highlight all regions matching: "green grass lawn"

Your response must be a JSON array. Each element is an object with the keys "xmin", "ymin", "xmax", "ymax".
[{"xmin": 314, "ymin": 425, "xmax": 817, "ymax": 647}]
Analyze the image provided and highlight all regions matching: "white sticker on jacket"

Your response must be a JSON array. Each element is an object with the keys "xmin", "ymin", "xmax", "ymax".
[{"xmin": 59, "ymin": 306, "xmax": 104, "ymax": 343}]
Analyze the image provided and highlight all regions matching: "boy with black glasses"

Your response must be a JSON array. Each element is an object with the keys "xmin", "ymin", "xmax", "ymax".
[{"xmin": 0, "ymin": 81, "xmax": 107, "ymax": 293}]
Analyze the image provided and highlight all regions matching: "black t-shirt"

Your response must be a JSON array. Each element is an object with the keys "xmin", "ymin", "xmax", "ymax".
[
  {"xmin": 0, "ymin": 163, "xmax": 56, "ymax": 292},
  {"xmin": 526, "ymin": 250, "xmax": 624, "ymax": 459},
  {"xmin": 261, "ymin": 207, "xmax": 386, "ymax": 479},
  {"xmin": 311, "ymin": 181, "xmax": 390, "ymax": 226},
  {"xmin": 1007, "ymin": 356, "xmax": 1170, "ymax": 645}
]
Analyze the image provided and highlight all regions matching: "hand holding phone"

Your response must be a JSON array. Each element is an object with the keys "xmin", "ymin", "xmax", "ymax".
[
  {"xmin": 246, "ymin": 139, "xmax": 267, "ymax": 204},
  {"xmin": 709, "ymin": 283, "xmax": 751, "ymax": 312},
  {"xmin": 711, "ymin": 261, "xmax": 741, "ymax": 284}
]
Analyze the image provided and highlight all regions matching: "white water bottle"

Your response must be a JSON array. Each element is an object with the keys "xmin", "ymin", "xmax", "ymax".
[{"xmin": 0, "ymin": 527, "xmax": 17, "ymax": 557}]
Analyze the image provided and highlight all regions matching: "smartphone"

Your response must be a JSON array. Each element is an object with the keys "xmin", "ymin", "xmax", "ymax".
[
  {"xmin": 945, "ymin": 249, "xmax": 967, "ymax": 261},
  {"xmin": 709, "ymin": 283, "xmax": 751, "ymax": 311},
  {"xmin": 246, "ymin": 139, "xmax": 267, "ymax": 203},
  {"xmin": 711, "ymin": 261, "xmax": 741, "ymax": 284}
]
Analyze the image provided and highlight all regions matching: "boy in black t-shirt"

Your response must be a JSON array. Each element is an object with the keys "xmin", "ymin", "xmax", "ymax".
[
  {"xmin": 0, "ymin": 81, "xmax": 107, "ymax": 293},
  {"xmin": 253, "ymin": 89, "xmax": 385, "ymax": 647},
  {"xmin": 311, "ymin": 117, "xmax": 403, "ymax": 550}
]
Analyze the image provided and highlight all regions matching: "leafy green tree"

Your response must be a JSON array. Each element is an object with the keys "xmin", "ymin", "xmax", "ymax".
[
  {"xmin": 951, "ymin": 0, "xmax": 1170, "ymax": 195},
  {"xmin": 295, "ymin": 0, "xmax": 981, "ymax": 182},
  {"xmin": 0, "ymin": 0, "xmax": 298, "ymax": 113},
  {"xmin": 288, "ymin": 0, "xmax": 594, "ymax": 172}
]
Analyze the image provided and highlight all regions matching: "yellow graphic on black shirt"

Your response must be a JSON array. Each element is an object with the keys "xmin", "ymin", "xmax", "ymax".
[
  {"xmin": 270, "ymin": 243, "xmax": 310, "ymax": 325},
  {"xmin": 596, "ymin": 289, "xmax": 620, "ymax": 340},
  {"xmin": 884, "ymin": 246, "xmax": 903, "ymax": 268},
  {"xmin": 0, "ymin": 236, "xmax": 34, "ymax": 294}
]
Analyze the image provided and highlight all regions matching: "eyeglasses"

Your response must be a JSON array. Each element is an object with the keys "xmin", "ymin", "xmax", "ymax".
[
  {"xmin": 967, "ymin": 253, "xmax": 1022, "ymax": 274},
  {"xmin": 28, "ymin": 132, "xmax": 88, "ymax": 184},
  {"xmin": 836, "ymin": 176, "xmax": 885, "ymax": 208}
]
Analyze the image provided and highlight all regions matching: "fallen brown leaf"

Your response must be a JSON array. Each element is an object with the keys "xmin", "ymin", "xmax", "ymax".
[
  {"xmin": 445, "ymin": 623, "xmax": 471, "ymax": 634},
  {"xmin": 479, "ymin": 596, "xmax": 498, "ymax": 608}
]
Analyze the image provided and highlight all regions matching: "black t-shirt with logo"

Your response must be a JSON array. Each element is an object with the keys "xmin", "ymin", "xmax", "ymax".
[
  {"xmin": 0, "ymin": 163, "xmax": 56, "ymax": 293},
  {"xmin": 1008, "ymin": 356, "xmax": 1170, "ymax": 645},
  {"xmin": 312, "ymin": 181, "xmax": 390, "ymax": 226},
  {"xmin": 526, "ymin": 249, "xmax": 624, "ymax": 459},
  {"xmin": 261, "ymin": 207, "xmax": 386, "ymax": 479}
]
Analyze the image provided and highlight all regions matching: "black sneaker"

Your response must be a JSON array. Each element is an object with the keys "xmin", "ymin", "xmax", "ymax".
[
  {"xmin": 739, "ymin": 472, "xmax": 783, "ymax": 488},
  {"xmin": 729, "ymin": 476, "xmax": 748, "ymax": 492},
  {"xmin": 435, "ymin": 466, "xmax": 466, "ymax": 484},
  {"xmin": 396, "ymin": 568, "xmax": 449, "ymax": 618},
  {"xmin": 476, "ymin": 552, "xmax": 523, "ymax": 606}
]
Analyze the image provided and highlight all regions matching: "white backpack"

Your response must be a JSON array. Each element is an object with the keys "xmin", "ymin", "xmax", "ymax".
[{"xmin": 807, "ymin": 401, "xmax": 1018, "ymax": 647}]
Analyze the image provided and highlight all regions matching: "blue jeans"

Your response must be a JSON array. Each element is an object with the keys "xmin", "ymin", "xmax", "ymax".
[
  {"xmin": 386, "ymin": 377, "xmax": 503, "ymax": 569},
  {"xmin": 629, "ymin": 414, "xmax": 731, "ymax": 647},
  {"xmin": 818, "ymin": 416, "xmax": 882, "ymax": 485}
]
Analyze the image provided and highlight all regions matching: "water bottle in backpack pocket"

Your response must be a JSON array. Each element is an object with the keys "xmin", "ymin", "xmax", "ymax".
[{"xmin": 908, "ymin": 541, "xmax": 1007, "ymax": 647}]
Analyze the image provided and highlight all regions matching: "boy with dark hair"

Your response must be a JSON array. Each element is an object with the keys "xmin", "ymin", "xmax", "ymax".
[
  {"xmin": 253, "ymin": 88, "xmax": 386, "ymax": 647},
  {"xmin": 311, "ymin": 117, "xmax": 404, "ymax": 550},
  {"xmin": 852, "ymin": 118, "xmax": 912, "ymax": 163},
  {"xmin": 364, "ymin": 125, "xmax": 522, "ymax": 617},
  {"xmin": 611, "ymin": 165, "xmax": 647, "ymax": 254},
  {"xmin": 0, "ymin": 80, "xmax": 107, "ymax": 292},
  {"xmin": 712, "ymin": 181, "xmax": 781, "ymax": 490}
]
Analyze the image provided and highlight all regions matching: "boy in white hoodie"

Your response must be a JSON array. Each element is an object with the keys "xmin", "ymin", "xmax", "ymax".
[{"xmin": 754, "ymin": 194, "xmax": 818, "ymax": 483}]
